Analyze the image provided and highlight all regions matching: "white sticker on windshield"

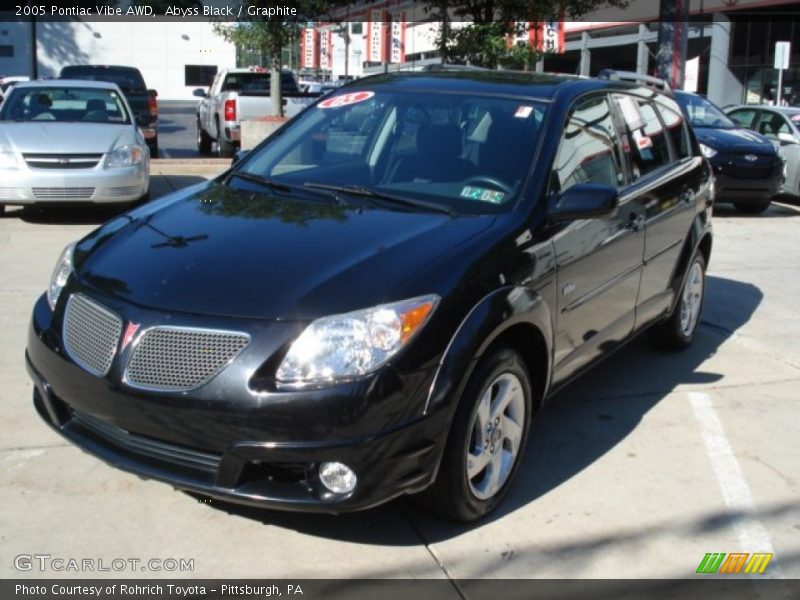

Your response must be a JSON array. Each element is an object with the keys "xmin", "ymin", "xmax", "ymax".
[
  {"xmin": 515, "ymin": 105, "xmax": 533, "ymax": 118},
  {"xmin": 317, "ymin": 91, "xmax": 375, "ymax": 109}
]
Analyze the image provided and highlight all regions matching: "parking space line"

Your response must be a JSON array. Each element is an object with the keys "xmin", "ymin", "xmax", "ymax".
[{"xmin": 688, "ymin": 391, "xmax": 784, "ymax": 579}]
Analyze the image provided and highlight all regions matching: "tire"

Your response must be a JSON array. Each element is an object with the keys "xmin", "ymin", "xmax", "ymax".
[
  {"xmin": 734, "ymin": 199, "xmax": 770, "ymax": 214},
  {"xmin": 419, "ymin": 348, "xmax": 532, "ymax": 522},
  {"xmin": 216, "ymin": 120, "xmax": 234, "ymax": 158},
  {"xmin": 197, "ymin": 120, "xmax": 212, "ymax": 154},
  {"xmin": 147, "ymin": 139, "xmax": 158, "ymax": 159},
  {"xmin": 650, "ymin": 252, "xmax": 706, "ymax": 351}
]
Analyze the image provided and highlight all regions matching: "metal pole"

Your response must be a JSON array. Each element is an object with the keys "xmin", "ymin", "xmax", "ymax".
[
  {"xmin": 778, "ymin": 67, "xmax": 784, "ymax": 105},
  {"xmin": 30, "ymin": 15, "xmax": 38, "ymax": 79}
]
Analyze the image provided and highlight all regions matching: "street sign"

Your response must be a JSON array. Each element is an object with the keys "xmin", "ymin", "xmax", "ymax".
[{"xmin": 775, "ymin": 41, "xmax": 790, "ymax": 70}]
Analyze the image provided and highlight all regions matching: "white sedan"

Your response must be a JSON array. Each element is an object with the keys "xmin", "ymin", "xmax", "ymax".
[{"xmin": 0, "ymin": 79, "xmax": 150, "ymax": 214}]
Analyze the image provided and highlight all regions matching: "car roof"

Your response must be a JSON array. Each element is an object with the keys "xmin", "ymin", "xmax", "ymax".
[
  {"xmin": 61, "ymin": 65, "xmax": 141, "ymax": 73},
  {"xmin": 336, "ymin": 70, "xmax": 652, "ymax": 102},
  {"xmin": 727, "ymin": 104, "xmax": 800, "ymax": 115},
  {"xmin": 12, "ymin": 79, "xmax": 123, "ymax": 91}
]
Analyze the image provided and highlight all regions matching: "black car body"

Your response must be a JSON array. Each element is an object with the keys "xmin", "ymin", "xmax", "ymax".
[
  {"xmin": 674, "ymin": 91, "xmax": 781, "ymax": 214},
  {"xmin": 60, "ymin": 65, "xmax": 159, "ymax": 156},
  {"xmin": 27, "ymin": 71, "xmax": 713, "ymax": 521}
]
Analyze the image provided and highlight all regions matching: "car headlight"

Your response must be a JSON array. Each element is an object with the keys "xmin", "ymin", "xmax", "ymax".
[
  {"xmin": 276, "ymin": 295, "xmax": 440, "ymax": 386},
  {"xmin": 105, "ymin": 144, "xmax": 143, "ymax": 168},
  {"xmin": 47, "ymin": 242, "xmax": 76, "ymax": 311},
  {"xmin": 699, "ymin": 143, "xmax": 717, "ymax": 158},
  {"xmin": 0, "ymin": 150, "xmax": 19, "ymax": 169}
]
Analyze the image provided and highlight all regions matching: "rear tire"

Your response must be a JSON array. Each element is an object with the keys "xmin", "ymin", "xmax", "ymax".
[
  {"xmin": 650, "ymin": 252, "xmax": 706, "ymax": 351},
  {"xmin": 197, "ymin": 120, "xmax": 212, "ymax": 154},
  {"xmin": 147, "ymin": 139, "xmax": 158, "ymax": 158},
  {"xmin": 216, "ymin": 120, "xmax": 234, "ymax": 158},
  {"xmin": 418, "ymin": 348, "xmax": 532, "ymax": 522},
  {"xmin": 734, "ymin": 199, "xmax": 770, "ymax": 214}
]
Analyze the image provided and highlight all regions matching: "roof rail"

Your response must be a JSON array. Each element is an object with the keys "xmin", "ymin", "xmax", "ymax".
[{"xmin": 597, "ymin": 69, "xmax": 671, "ymax": 92}]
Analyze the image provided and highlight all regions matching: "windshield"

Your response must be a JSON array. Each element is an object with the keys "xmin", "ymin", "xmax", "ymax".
[
  {"xmin": 0, "ymin": 87, "xmax": 131, "ymax": 124},
  {"xmin": 61, "ymin": 66, "xmax": 146, "ymax": 93},
  {"xmin": 235, "ymin": 89, "xmax": 547, "ymax": 214},
  {"xmin": 675, "ymin": 93, "xmax": 735, "ymax": 129}
]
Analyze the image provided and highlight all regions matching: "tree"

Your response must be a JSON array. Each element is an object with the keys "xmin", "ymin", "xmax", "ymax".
[
  {"xmin": 213, "ymin": 1, "xmax": 344, "ymax": 117},
  {"xmin": 428, "ymin": 0, "xmax": 629, "ymax": 70}
]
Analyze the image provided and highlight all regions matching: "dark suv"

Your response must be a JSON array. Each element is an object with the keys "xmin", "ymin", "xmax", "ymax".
[
  {"xmin": 60, "ymin": 65, "xmax": 159, "ymax": 157},
  {"xmin": 26, "ymin": 69, "xmax": 712, "ymax": 522}
]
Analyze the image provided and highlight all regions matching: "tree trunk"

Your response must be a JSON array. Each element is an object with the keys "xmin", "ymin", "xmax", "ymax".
[
  {"xmin": 440, "ymin": 1, "xmax": 449, "ymax": 64},
  {"xmin": 270, "ymin": 38, "xmax": 283, "ymax": 118}
]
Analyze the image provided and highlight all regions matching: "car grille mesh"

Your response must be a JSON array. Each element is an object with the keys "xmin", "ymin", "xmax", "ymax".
[
  {"xmin": 63, "ymin": 294, "xmax": 123, "ymax": 377},
  {"xmin": 24, "ymin": 153, "xmax": 102, "ymax": 169},
  {"xmin": 125, "ymin": 328, "xmax": 250, "ymax": 391}
]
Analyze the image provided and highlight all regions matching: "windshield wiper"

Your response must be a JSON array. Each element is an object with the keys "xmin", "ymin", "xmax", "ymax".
[
  {"xmin": 304, "ymin": 183, "xmax": 452, "ymax": 215},
  {"xmin": 228, "ymin": 171, "xmax": 293, "ymax": 194}
]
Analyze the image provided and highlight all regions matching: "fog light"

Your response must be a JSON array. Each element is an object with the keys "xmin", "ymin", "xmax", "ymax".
[{"xmin": 318, "ymin": 461, "xmax": 357, "ymax": 494}]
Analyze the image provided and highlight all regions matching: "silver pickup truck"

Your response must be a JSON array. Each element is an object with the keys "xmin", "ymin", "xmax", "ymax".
[{"xmin": 194, "ymin": 68, "xmax": 316, "ymax": 157}]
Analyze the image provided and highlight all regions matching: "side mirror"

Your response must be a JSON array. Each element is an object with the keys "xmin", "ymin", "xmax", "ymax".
[
  {"xmin": 232, "ymin": 149, "xmax": 250, "ymax": 166},
  {"xmin": 192, "ymin": 88, "xmax": 207, "ymax": 98},
  {"xmin": 549, "ymin": 183, "xmax": 619, "ymax": 222},
  {"xmin": 148, "ymin": 89, "xmax": 158, "ymax": 98},
  {"xmin": 777, "ymin": 131, "xmax": 797, "ymax": 145}
]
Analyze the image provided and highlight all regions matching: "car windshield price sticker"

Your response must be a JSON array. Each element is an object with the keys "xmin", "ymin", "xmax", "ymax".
[
  {"xmin": 515, "ymin": 105, "xmax": 534, "ymax": 118},
  {"xmin": 318, "ymin": 91, "xmax": 375, "ymax": 109}
]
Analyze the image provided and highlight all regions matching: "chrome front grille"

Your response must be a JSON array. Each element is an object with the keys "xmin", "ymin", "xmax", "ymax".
[
  {"xmin": 32, "ymin": 187, "xmax": 95, "ymax": 200},
  {"xmin": 24, "ymin": 153, "xmax": 102, "ymax": 169},
  {"xmin": 63, "ymin": 294, "xmax": 123, "ymax": 377},
  {"xmin": 125, "ymin": 327, "xmax": 250, "ymax": 392},
  {"xmin": 106, "ymin": 185, "xmax": 141, "ymax": 197}
]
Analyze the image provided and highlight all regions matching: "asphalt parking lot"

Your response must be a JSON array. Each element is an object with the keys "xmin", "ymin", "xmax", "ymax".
[
  {"xmin": 1, "ymin": 175, "xmax": 798, "ymax": 582},
  {"xmin": 155, "ymin": 101, "xmax": 202, "ymax": 159}
]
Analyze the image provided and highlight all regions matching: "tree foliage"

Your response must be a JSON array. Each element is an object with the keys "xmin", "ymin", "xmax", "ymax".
[{"xmin": 430, "ymin": 0, "xmax": 629, "ymax": 69}]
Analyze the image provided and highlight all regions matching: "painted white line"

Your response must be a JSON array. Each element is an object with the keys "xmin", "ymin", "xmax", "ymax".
[{"xmin": 688, "ymin": 391, "xmax": 784, "ymax": 579}]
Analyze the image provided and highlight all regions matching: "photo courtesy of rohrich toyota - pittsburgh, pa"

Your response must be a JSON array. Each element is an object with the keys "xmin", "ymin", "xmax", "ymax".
[{"xmin": 1, "ymin": 0, "xmax": 799, "ymax": 598}]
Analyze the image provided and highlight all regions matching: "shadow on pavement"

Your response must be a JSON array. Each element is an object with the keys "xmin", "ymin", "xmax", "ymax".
[
  {"xmin": 197, "ymin": 275, "xmax": 768, "ymax": 547},
  {"xmin": 713, "ymin": 202, "xmax": 800, "ymax": 219},
  {"xmin": 7, "ymin": 176, "xmax": 209, "ymax": 225}
]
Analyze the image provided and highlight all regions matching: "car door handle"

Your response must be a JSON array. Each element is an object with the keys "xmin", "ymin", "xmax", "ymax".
[
  {"xmin": 627, "ymin": 213, "xmax": 646, "ymax": 231},
  {"xmin": 680, "ymin": 188, "xmax": 695, "ymax": 203}
]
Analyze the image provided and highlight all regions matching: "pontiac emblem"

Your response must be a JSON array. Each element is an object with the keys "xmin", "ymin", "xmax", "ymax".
[
  {"xmin": 120, "ymin": 322, "xmax": 140, "ymax": 350},
  {"xmin": 744, "ymin": 154, "xmax": 758, "ymax": 162}
]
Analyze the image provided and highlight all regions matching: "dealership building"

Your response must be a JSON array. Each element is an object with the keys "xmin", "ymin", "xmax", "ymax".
[{"xmin": 1, "ymin": 0, "xmax": 799, "ymax": 104}]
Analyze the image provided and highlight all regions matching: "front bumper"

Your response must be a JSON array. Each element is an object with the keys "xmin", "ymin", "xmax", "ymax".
[
  {"xmin": 0, "ymin": 161, "xmax": 148, "ymax": 205},
  {"xmin": 26, "ymin": 291, "xmax": 447, "ymax": 512},
  {"xmin": 709, "ymin": 153, "xmax": 782, "ymax": 202}
]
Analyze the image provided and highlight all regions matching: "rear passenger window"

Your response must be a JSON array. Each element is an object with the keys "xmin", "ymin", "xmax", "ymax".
[
  {"xmin": 613, "ymin": 95, "xmax": 672, "ymax": 180},
  {"xmin": 654, "ymin": 95, "xmax": 691, "ymax": 159},
  {"xmin": 552, "ymin": 96, "xmax": 623, "ymax": 193}
]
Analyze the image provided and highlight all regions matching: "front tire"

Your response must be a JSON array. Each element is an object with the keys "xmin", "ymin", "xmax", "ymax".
[
  {"xmin": 650, "ymin": 252, "xmax": 706, "ymax": 351},
  {"xmin": 420, "ymin": 348, "xmax": 532, "ymax": 522},
  {"xmin": 734, "ymin": 199, "xmax": 770, "ymax": 214}
]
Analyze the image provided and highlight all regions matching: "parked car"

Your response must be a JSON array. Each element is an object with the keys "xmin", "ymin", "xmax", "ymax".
[
  {"xmin": 725, "ymin": 104, "xmax": 800, "ymax": 198},
  {"xmin": 0, "ymin": 76, "xmax": 30, "ymax": 102},
  {"xmin": 674, "ymin": 91, "xmax": 782, "ymax": 214},
  {"xmin": 60, "ymin": 65, "xmax": 159, "ymax": 157},
  {"xmin": 27, "ymin": 70, "xmax": 712, "ymax": 522},
  {"xmin": 195, "ymin": 67, "xmax": 316, "ymax": 157},
  {"xmin": 0, "ymin": 80, "xmax": 150, "ymax": 214}
]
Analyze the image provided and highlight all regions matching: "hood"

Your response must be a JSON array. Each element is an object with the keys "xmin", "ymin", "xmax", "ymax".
[
  {"xmin": 0, "ymin": 122, "xmax": 130, "ymax": 154},
  {"xmin": 74, "ymin": 183, "xmax": 496, "ymax": 320},
  {"xmin": 694, "ymin": 127, "xmax": 776, "ymax": 155}
]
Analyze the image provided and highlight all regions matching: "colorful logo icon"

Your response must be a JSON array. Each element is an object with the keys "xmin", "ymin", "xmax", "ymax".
[{"xmin": 696, "ymin": 552, "xmax": 773, "ymax": 574}]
